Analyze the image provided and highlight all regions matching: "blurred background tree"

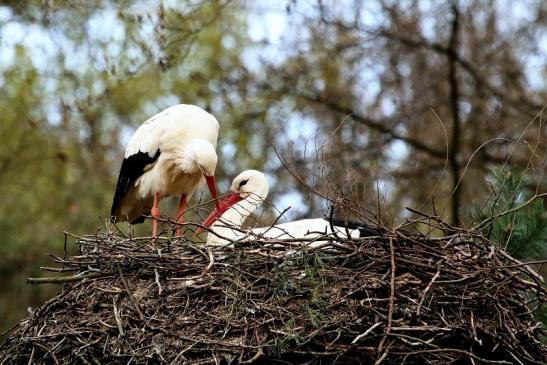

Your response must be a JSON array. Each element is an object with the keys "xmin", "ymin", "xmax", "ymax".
[{"xmin": 0, "ymin": 0, "xmax": 545, "ymax": 333}]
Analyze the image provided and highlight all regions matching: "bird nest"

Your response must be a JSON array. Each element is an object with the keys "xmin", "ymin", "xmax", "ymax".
[{"xmin": 1, "ymin": 223, "xmax": 546, "ymax": 364}]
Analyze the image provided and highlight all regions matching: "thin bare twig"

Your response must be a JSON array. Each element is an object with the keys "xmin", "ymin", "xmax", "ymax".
[
  {"xmin": 116, "ymin": 263, "xmax": 145, "ymax": 321},
  {"xmin": 417, "ymin": 267, "xmax": 441, "ymax": 316}
]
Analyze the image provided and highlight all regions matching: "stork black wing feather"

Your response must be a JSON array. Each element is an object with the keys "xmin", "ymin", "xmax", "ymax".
[
  {"xmin": 324, "ymin": 218, "xmax": 384, "ymax": 237},
  {"xmin": 110, "ymin": 150, "xmax": 160, "ymax": 222},
  {"xmin": 130, "ymin": 214, "xmax": 147, "ymax": 224}
]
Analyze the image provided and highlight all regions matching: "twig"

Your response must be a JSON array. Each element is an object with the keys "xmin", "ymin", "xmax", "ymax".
[
  {"xmin": 496, "ymin": 250, "xmax": 545, "ymax": 283},
  {"xmin": 112, "ymin": 298, "xmax": 125, "ymax": 337},
  {"xmin": 473, "ymin": 192, "xmax": 547, "ymax": 230},
  {"xmin": 352, "ymin": 322, "xmax": 382, "ymax": 344},
  {"xmin": 26, "ymin": 347, "xmax": 35, "ymax": 365},
  {"xmin": 204, "ymin": 247, "xmax": 215, "ymax": 272},
  {"xmin": 240, "ymin": 348, "xmax": 264, "ymax": 364},
  {"xmin": 391, "ymin": 348, "xmax": 512, "ymax": 364},
  {"xmin": 378, "ymin": 237, "xmax": 396, "ymax": 354},
  {"xmin": 154, "ymin": 268, "xmax": 163, "ymax": 295},
  {"xmin": 27, "ymin": 271, "xmax": 115, "ymax": 284},
  {"xmin": 39, "ymin": 266, "xmax": 77, "ymax": 273},
  {"xmin": 116, "ymin": 263, "xmax": 145, "ymax": 321},
  {"xmin": 387, "ymin": 237, "xmax": 396, "ymax": 332},
  {"xmin": 374, "ymin": 344, "xmax": 391, "ymax": 365},
  {"xmin": 417, "ymin": 267, "xmax": 441, "ymax": 316}
]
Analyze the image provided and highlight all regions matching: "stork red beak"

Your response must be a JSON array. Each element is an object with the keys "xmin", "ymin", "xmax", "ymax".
[
  {"xmin": 204, "ymin": 175, "xmax": 221, "ymax": 211},
  {"xmin": 195, "ymin": 193, "xmax": 241, "ymax": 235}
]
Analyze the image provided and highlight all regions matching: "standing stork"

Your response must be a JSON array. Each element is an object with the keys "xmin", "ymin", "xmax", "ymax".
[
  {"xmin": 110, "ymin": 104, "xmax": 221, "ymax": 237},
  {"xmin": 197, "ymin": 170, "xmax": 382, "ymax": 246}
]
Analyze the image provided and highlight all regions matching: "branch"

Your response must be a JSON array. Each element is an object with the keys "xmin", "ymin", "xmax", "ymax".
[
  {"xmin": 377, "ymin": 30, "xmax": 543, "ymax": 116},
  {"xmin": 116, "ymin": 263, "xmax": 146, "ymax": 321},
  {"xmin": 27, "ymin": 271, "xmax": 115, "ymax": 284},
  {"xmin": 295, "ymin": 92, "xmax": 446, "ymax": 159},
  {"xmin": 447, "ymin": 3, "xmax": 462, "ymax": 226},
  {"xmin": 317, "ymin": 13, "xmax": 544, "ymax": 115},
  {"xmin": 417, "ymin": 266, "xmax": 441, "ymax": 316},
  {"xmin": 378, "ymin": 237, "xmax": 396, "ymax": 355},
  {"xmin": 472, "ymin": 192, "xmax": 547, "ymax": 230}
]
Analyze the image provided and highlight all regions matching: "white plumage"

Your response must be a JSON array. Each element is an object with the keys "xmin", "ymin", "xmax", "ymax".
[
  {"xmin": 199, "ymin": 170, "xmax": 380, "ymax": 246},
  {"xmin": 111, "ymin": 104, "xmax": 220, "ymax": 236}
]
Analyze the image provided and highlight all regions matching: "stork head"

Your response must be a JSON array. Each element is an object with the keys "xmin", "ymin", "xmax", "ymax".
[
  {"xmin": 196, "ymin": 170, "xmax": 269, "ymax": 233},
  {"xmin": 185, "ymin": 139, "xmax": 220, "ymax": 209},
  {"xmin": 229, "ymin": 170, "xmax": 269, "ymax": 200},
  {"xmin": 186, "ymin": 139, "xmax": 217, "ymax": 176}
]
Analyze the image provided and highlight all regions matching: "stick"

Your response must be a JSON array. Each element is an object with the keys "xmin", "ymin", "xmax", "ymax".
[
  {"xmin": 112, "ymin": 298, "xmax": 125, "ymax": 337},
  {"xmin": 352, "ymin": 322, "xmax": 382, "ymax": 344},
  {"xmin": 387, "ymin": 237, "xmax": 396, "ymax": 333},
  {"xmin": 116, "ymin": 263, "xmax": 145, "ymax": 321},
  {"xmin": 240, "ymin": 348, "xmax": 264, "ymax": 364},
  {"xmin": 204, "ymin": 247, "xmax": 215, "ymax": 272},
  {"xmin": 154, "ymin": 268, "xmax": 163, "ymax": 295},
  {"xmin": 27, "ymin": 347, "xmax": 35, "ymax": 365},
  {"xmin": 473, "ymin": 192, "xmax": 547, "ymax": 230},
  {"xmin": 27, "ymin": 271, "xmax": 115, "ymax": 284},
  {"xmin": 377, "ymin": 237, "xmax": 396, "ymax": 355},
  {"xmin": 417, "ymin": 267, "xmax": 441, "ymax": 316}
]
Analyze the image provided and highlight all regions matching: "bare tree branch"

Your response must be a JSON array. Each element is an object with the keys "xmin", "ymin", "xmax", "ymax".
[
  {"xmin": 447, "ymin": 3, "xmax": 462, "ymax": 226},
  {"xmin": 376, "ymin": 30, "xmax": 543, "ymax": 116},
  {"xmin": 292, "ymin": 92, "xmax": 447, "ymax": 159}
]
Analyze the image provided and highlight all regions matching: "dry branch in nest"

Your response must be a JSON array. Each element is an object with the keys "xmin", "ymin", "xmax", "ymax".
[{"xmin": 0, "ymin": 223, "xmax": 546, "ymax": 364}]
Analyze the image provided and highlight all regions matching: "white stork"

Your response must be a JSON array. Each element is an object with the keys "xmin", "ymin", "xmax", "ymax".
[
  {"xmin": 111, "ymin": 104, "xmax": 221, "ymax": 237},
  {"xmin": 197, "ymin": 170, "xmax": 381, "ymax": 246}
]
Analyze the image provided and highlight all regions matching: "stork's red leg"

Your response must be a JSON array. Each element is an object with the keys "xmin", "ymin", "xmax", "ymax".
[
  {"xmin": 151, "ymin": 192, "xmax": 161, "ymax": 237},
  {"xmin": 175, "ymin": 194, "xmax": 187, "ymax": 237}
]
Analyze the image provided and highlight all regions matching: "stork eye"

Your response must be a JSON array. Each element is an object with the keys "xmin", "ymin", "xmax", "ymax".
[{"xmin": 239, "ymin": 179, "xmax": 249, "ymax": 187}]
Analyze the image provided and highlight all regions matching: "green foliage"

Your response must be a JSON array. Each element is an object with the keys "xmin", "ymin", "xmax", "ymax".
[
  {"xmin": 535, "ymin": 306, "xmax": 547, "ymax": 325},
  {"xmin": 471, "ymin": 168, "xmax": 546, "ymax": 330},
  {"xmin": 471, "ymin": 168, "xmax": 547, "ymax": 260}
]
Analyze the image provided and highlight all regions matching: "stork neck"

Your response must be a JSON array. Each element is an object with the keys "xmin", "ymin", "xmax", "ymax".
[
  {"xmin": 208, "ymin": 194, "xmax": 264, "ymax": 244},
  {"xmin": 215, "ymin": 194, "xmax": 263, "ymax": 229}
]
